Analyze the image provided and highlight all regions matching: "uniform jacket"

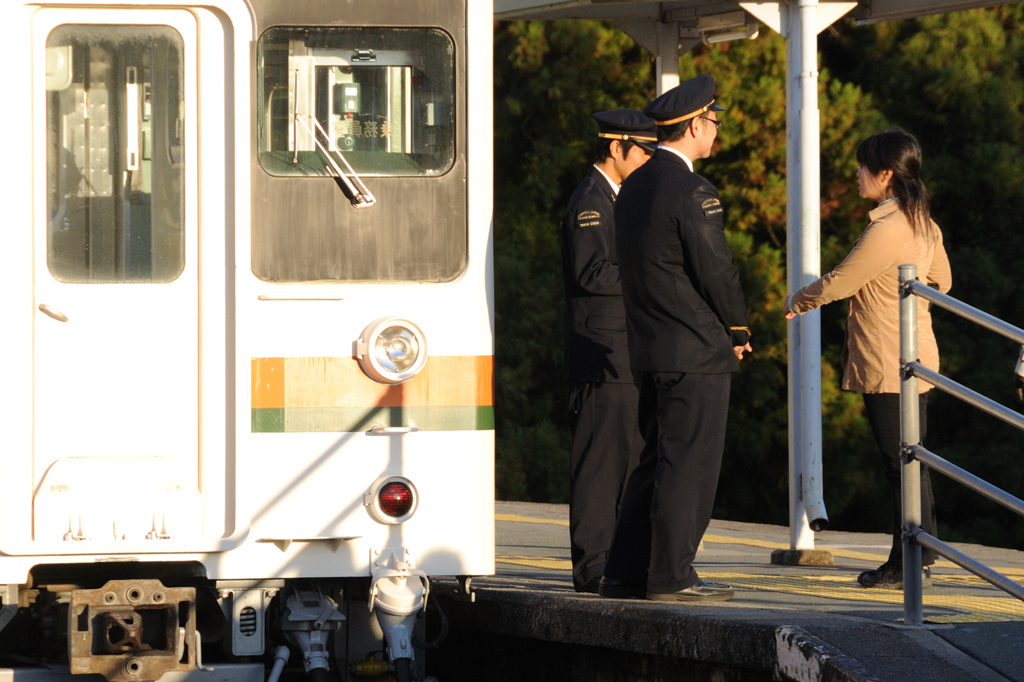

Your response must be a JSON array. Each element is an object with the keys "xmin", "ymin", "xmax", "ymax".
[
  {"xmin": 790, "ymin": 200, "xmax": 952, "ymax": 394},
  {"xmin": 614, "ymin": 149, "xmax": 750, "ymax": 374},
  {"xmin": 561, "ymin": 166, "xmax": 633, "ymax": 383}
]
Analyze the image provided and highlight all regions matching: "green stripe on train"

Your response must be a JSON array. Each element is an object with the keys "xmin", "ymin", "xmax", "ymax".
[{"xmin": 251, "ymin": 406, "xmax": 495, "ymax": 433}]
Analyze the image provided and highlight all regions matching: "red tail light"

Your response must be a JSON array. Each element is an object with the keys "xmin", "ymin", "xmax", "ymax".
[
  {"xmin": 378, "ymin": 482, "xmax": 414, "ymax": 518},
  {"xmin": 365, "ymin": 476, "xmax": 419, "ymax": 524}
]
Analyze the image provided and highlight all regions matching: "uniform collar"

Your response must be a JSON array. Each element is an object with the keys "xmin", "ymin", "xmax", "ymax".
[
  {"xmin": 592, "ymin": 164, "xmax": 620, "ymax": 195},
  {"xmin": 868, "ymin": 198, "xmax": 900, "ymax": 222},
  {"xmin": 656, "ymin": 145, "xmax": 694, "ymax": 172}
]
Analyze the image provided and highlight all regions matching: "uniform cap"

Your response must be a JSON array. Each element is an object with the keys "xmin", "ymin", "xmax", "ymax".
[
  {"xmin": 643, "ymin": 74, "xmax": 724, "ymax": 126},
  {"xmin": 593, "ymin": 109, "xmax": 658, "ymax": 152}
]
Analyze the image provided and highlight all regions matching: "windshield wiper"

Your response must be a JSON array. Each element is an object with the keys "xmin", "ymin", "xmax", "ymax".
[{"xmin": 295, "ymin": 113, "xmax": 377, "ymax": 209}]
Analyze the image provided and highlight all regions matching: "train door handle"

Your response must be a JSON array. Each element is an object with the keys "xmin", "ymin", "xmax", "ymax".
[{"xmin": 38, "ymin": 304, "xmax": 69, "ymax": 323}]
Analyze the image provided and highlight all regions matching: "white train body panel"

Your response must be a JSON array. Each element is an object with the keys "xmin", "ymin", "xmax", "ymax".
[
  {"xmin": 0, "ymin": 0, "xmax": 493, "ymax": 674},
  {"xmin": 1, "ymin": 0, "xmax": 491, "ymax": 573}
]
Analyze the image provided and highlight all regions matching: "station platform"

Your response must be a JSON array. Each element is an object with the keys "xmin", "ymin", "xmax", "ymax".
[{"xmin": 430, "ymin": 501, "xmax": 1024, "ymax": 681}]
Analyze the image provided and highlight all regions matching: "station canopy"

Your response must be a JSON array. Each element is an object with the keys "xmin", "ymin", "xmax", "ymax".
[{"xmin": 495, "ymin": 0, "xmax": 1012, "ymax": 51}]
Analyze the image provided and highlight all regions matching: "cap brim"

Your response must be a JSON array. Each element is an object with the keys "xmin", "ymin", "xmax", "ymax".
[
  {"xmin": 635, "ymin": 140, "xmax": 657, "ymax": 154},
  {"xmin": 710, "ymin": 103, "xmax": 725, "ymax": 112}
]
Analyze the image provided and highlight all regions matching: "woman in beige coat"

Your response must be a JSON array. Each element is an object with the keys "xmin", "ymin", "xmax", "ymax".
[{"xmin": 784, "ymin": 130, "xmax": 952, "ymax": 589}]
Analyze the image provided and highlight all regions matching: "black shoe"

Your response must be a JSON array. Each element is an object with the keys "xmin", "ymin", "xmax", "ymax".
[
  {"xmin": 857, "ymin": 560, "xmax": 894, "ymax": 588},
  {"xmin": 597, "ymin": 576, "xmax": 646, "ymax": 599},
  {"xmin": 576, "ymin": 577, "xmax": 601, "ymax": 594},
  {"xmin": 857, "ymin": 566, "xmax": 884, "ymax": 588},
  {"xmin": 647, "ymin": 579, "xmax": 734, "ymax": 602},
  {"xmin": 857, "ymin": 563, "xmax": 932, "ymax": 590}
]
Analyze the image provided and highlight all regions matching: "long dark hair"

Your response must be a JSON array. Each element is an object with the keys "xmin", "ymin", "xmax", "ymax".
[{"xmin": 856, "ymin": 130, "xmax": 932, "ymax": 235}]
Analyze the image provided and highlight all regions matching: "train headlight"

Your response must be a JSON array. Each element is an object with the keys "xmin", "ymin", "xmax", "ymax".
[
  {"xmin": 365, "ymin": 476, "xmax": 419, "ymax": 524},
  {"xmin": 356, "ymin": 317, "xmax": 428, "ymax": 384}
]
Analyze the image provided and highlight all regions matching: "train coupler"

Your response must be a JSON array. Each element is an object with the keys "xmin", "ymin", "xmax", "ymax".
[
  {"xmin": 68, "ymin": 579, "xmax": 196, "ymax": 682},
  {"xmin": 368, "ymin": 548, "xmax": 429, "ymax": 666},
  {"xmin": 280, "ymin": 588, "xmax": 345, "ymax": 673}
]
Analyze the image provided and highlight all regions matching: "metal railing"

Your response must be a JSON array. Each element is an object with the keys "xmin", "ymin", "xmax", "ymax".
[{"xmin": 899, "ymin": 263, "xmax": 1024, "ymax": 625}]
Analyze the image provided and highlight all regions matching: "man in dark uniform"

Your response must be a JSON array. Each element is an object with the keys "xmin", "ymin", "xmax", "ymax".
[
  {"xmin": 598, "ymin": 76, "xmax": 752, "ymax": 602},
  {"xmin": 561, "ymin": 110, "xmax": 656, "ymax": 593}
]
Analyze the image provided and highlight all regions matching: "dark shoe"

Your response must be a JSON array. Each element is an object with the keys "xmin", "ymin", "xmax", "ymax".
[
  {"xmin": 857, "ymin": 568, "xmax": 884, "ymax": 588},
  {"xmin": 597, "ymin": 576, "xmax": 646, "ymax": 599},
  {"xmin": 857, "ymin": 563, "xmax": 932, "ymax": 590},
  {"xmin": 647, "ymin": 579, "xmax": 734, "ymax": 602},
  {"xmin": 857, "ymin": 560, "xmax": 893, "ymax": 587},
  {"xmin": 576, "ymin": 577, "xmax": 601, "ymax": 594}
]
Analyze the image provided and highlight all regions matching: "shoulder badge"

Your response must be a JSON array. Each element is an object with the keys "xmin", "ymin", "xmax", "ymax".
[
  {"xmin": 576, "ymin": 210, "xmax": 601, "ymax": 228},
  {"xmin": 701, "ymin": 197, "xmax": 723, "ymax": 217}
]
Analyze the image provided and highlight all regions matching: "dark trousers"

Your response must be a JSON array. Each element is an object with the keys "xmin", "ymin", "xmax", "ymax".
[
  {"xmin": 862, "ymin": 392, "xmax": 938, "ymax": 568},
  {"xmin": 604, "ymin": 371, "xmax": 731, "ymax": 594},
  {"xmin": 567, "ymin": 381, "xmax": 643, "ymax": 588}
]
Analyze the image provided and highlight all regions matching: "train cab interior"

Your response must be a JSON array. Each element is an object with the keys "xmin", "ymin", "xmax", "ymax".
[{"xmin": 258, "ymin": 27, "xmax": 455, "ymax": 178}]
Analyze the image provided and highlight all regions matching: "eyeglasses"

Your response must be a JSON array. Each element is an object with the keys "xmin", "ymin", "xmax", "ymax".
[{"xmin": 699, "ymin": 116, "xmax": 722, "ymax": 129}]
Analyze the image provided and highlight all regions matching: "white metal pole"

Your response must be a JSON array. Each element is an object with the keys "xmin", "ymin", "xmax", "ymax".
[
  {"xmin": 786, "ymin": 1, "xmax": 813, "ymax": 549},
  {"xmin": 656, "ymin": 22, "xmax": 680, "ymax": 96},
  {"xmin": 796, "ymin": 0, "xmax": 828, "ymax": 531},
  {"xmin": 786, "ymin": 0, "xmax": 828, "ymax": 549}
]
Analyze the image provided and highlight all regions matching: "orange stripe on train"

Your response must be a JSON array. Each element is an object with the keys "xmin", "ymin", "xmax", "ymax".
[
  {"xmin": 252, "ymin": 357, "xmax": 285, "ymax": 409},
  {"xmin": 250, "ymin": 356, "xmax": 493, "ymax": 409}
]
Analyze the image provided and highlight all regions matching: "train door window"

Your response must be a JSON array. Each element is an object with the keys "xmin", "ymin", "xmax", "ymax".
[
  {"xmin": 258, "ymin": 27, "xmax": 455, "ymax": 177},
  {"xmin": 46, "ymin": 24, "xmax": 185, "ymax": 283}
]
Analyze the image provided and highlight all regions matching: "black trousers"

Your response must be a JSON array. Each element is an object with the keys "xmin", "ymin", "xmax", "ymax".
[
  {"xmin": 567, "ymin": 381, "xmax": 643, "ymax": 588},
  {"xmin": 604, "ymin": 371, "xmax": 731, "ymax": 594},
  {"xmin": 862, "ymin": 392, "xmax": 938, "ymax": 568}
]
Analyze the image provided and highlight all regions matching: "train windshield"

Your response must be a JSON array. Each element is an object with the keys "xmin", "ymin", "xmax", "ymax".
[
  {"xmin": 45, "ymin": 24, "xmax": 186, "ymax": 283},
  {"xmin": 258, "ymin": 27, "xmax": 455, "ymax": 177}
]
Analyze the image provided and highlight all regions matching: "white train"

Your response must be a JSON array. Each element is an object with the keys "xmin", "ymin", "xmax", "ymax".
[{"xmin": 0, "ymin": 2, "xmax": 494, "ymax": 681}]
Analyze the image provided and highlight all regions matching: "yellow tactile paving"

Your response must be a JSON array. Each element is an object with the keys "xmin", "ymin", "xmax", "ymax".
[
  {"xmin": 701, "ymin": 532, "xmax": 888, "ymax": 563},
  {"xmin": 493, "ymin": 555, "xmax": 1024, "ymax": 623},
  {"xmin": 496, "ymin": 514, "xmax": 570, "ymax": 527},
  {"xmin": 495, "ymin": 513, "xmax": 1024, "ymax": 622},
  {"xmin": 495, "ymin": 513, "xmax": 1024, "ymax": 576},
  {"xmin": 710, "ymin": 572, "xmax": 1024, "ymax": 623},
  {"xmin": 496, "ymin": 555, "xmax": 572, "ymax": 570}
]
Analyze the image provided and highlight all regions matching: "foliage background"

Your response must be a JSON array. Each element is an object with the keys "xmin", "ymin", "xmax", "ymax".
[{"xmin": 492, "ymin": 8, "xmax": 1024, "ymax": 550}]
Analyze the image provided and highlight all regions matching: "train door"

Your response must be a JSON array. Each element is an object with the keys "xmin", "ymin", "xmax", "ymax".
[{"xmin": 31, "ymin": 9, "xmax": 203, "ymax": 542}]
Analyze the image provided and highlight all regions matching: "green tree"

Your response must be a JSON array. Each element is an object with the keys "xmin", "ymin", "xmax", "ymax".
[
  {"xmin": 493, "ymin": 20, "xmax": 889, "ymax": 528},
  {"xmin": 494, "ymin": 11, "xmax": 1024, "ymax": 551},
  {"xmin": 493, "ymin": 21, "xmax": 653, "ymax": 501}
]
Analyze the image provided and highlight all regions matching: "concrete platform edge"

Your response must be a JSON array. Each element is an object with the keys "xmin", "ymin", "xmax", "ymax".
[
  {"xmin": 776, "ymin": 626, "xmax": 882, "ymax": 682},
  {"xmin": 433, "ymin": 579, "xmax": 882, "ymax": 681}
]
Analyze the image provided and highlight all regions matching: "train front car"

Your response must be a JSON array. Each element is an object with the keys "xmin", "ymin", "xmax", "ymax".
[{"xmin": 0, "ymin": 2, "xmax": 495, "ymax": 682}]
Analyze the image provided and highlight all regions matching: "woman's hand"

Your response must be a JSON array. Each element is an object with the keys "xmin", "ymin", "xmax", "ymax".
[{"xmin": 783, "ymin": 297, "xmax": 797, "ymax": 320}]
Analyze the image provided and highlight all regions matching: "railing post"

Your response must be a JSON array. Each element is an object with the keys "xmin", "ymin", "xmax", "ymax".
[{"xmin": 899, "ymin": 264, "xmax": 923, "ymax": 626}]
